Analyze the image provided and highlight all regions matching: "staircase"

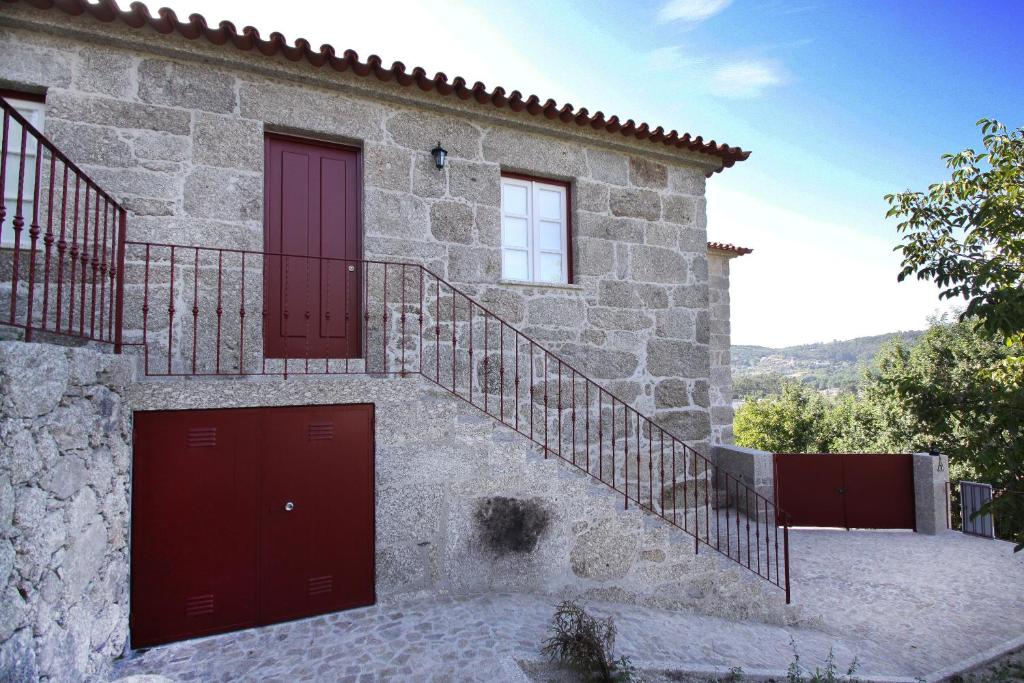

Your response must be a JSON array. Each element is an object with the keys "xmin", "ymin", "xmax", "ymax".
[
  {"xmin": 0, "ymin": 90, "xmax": 791, "ymax": 604},
  {"xmin": 119, "ymin": 242, "xmax": 792, "ymax": 604}
]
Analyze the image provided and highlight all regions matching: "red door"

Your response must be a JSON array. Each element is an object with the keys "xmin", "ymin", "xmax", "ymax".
[
  {"xmin": 131, "ymin": 404, "xmax": 375, "ymax": 648},
  {"xmin": 844, "ymin": 454, "xmax": 915, "ymax": 529},
  {"xmin": 774, "ymin": 453, "xmax": 846, "ymax": 527},
  {"xmin": 264, "ymin": 136, "xmax": 361, "ymax": 359},
  {"xmin": 131, "ymin": 410, "xmax": 260, "ymax": 647},
  {"xmin": 259, "ymin": 405, "xmax": 375, "ymax": 623}
]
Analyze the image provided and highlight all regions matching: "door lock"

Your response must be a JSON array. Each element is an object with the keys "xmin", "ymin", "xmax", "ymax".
[
  {"xmin": 348, "ymin": 265, "xmax": 355, "ymax": 272},
  {"xmin": 284, "ymin": 501, "xmax": 295, "ymax": 511}
]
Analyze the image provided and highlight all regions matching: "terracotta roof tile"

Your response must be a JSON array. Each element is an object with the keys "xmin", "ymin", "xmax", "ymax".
[
  {"xmin": 6, "ymin": 0, "xmax": 751, "ymax": 174},
  {"xmin": 707, "ymin": 242, "xmax": 753, "ymax": 256}
]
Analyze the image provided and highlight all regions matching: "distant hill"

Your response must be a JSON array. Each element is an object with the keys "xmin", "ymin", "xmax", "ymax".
[{"xmin": 732, "ymin": 330, "xmax": 925, "ymax": 398}]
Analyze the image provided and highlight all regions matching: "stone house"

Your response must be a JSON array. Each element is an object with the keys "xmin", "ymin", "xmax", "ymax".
[{"xmin": 0, "ymin": 1, "xmax": 777, "ymax": 680}]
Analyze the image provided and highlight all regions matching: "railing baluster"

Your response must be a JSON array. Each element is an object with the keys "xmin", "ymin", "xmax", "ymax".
[
  {"xmin": 89, "ymin": 188, "xmax": 100, "ymax": 338},
  {"xmin": 41, "ymin": 152, "xmax": 57, "ymax": 330},
  {"xmin": 9, "ymin": 124, "xmax": 27, "ymax": 326},
  {"xmin": 55, "ymin": 165, "xmax": 68, "ymax": 332},
  {"xmin": 239, "ymin": 253, "xmax": 246, "ymax": 375},
  {"xmin": 142, "ymin": 244, "xmax": 150, "ymax": 374},
  {"xmin": 381, "ymin": 263, "xmax": 388, "ymax": 375},
  {"xmin": 400, "ymin": 263, "xmax": 406, "ymax": 375},
  {"xmin": 215, "ymin": 251, "xmax": 223, "ymax": 374},
  {"xmin": 469, "ymin": 304, "xmax": 474, "ymax": 401},
  {"xmin": 167, "ymin": 245, "xmax": 175, "ymax": 375},
  {"xmin": 24, "ymin": 137, "xmax": 43, "ymax": 339},
  {"xmin": 97, "ymin": 199, "xmax": 109, "ymax": 339},
  {"xmin": 0, "ymin": 109, "xmax": 9, "ymax": 245},
  {"xmin": 78, "ymin": 184, "xmax": 89, "ymax": 337},
  {"xmin": 191, "ymin": 247, "xmax": 199, "ymax": 374}
]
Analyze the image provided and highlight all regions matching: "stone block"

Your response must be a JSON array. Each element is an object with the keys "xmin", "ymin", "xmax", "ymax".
[
  {"xmin": 631, "ymin": 244, "xmax": 688, "ymax": 283},
  {"xmin": 526, "ymin": 297, "xmax": 585, "ymax": 328},
  {"xmin": 0, "ymin": 42, "xmax": 72, "ymax": 89},
  {"xmin": 131, "ymin": 130, "xmax": 190, "ymax": 163},
  {"xmin": 44, "ymin": 120, "xmax": 132, "ymax": 168},
  {"xmin": 913, "ymin": 452, "xmax": 949, "ymax": 535},
  {"xmin": 669, "ymin": 165, "xmax": 706, "ymax": 194},
  {"xmin": 430, "ymin": 201, "xmax": 474, "ymax": 244},
  {"xmin": 586, "ymin": 148, "xmax": 629, "ymax": 184},
  {"xmin": 663, "ymin": 194, "xmax": 697, "ymax": 226},
  {"xmin": 646, "ymin": 339, "xmax": 708, "ymax": 377},
  {"xmin": 448, "ymin": 161, "xmax": 500, "ymax": 206},
  {"xmin": 573, "ymin": 238, "xmax": 615, "ymax": 277},
  {"xmin": 73, "ymin": 48, "xmax": 135, "ymax": 98},
  {"xmin": 137, "ymin": 58, "xmax": 236, "ymax": 113},
  {"xmin": 474, "ymin": 205, "xmax": 501, "ymax": 247},
  {"xmin": 364, "ymin": 189, "xmax": 429, "ymax": 241},
  {"xmin": 610, "ymin": 188, "xmax": 660, "ymax": 221},
  {"xmin": 0, "ymin": 342, "xmax": 68, "ymax": 417},
  {"xmin": 598, "ymin": 280, "xmax": 668, "ymax": 309},
  {"xmin": 655, "ymin": 308, "xmax": 697, "ymax": 340},
  {"xmin": 47, "ymin": 92, "xmax": 191, "ymax": 134},
  {"xmin": 82, "ymin": 167, "xmax": 179, "ymax": 201},
  {"xmin": 363, "ymin": 142, "xmax": 412, "ymax": 192},
  {"xmin": 586, "ymin": 307, "xmax": 653, "ymax": 332},
  {"xmin": 575, "ymin": 180, "xmax": 609, "ymax": 213},
  {"xmin": 192, "ymin": 113, "xmax": 264, "ymax": 171},
  {"xmin": 557, "ymin": 343, "xmax": 639, "ymax": 379},
  {"xmin": 570, "ymin": 519, "xmax": 636, "ymax": 579},
  {"xmin": 656, "ymin": 409, "xmax": 710, "ymax": 441},
  {"xmin": 482, "ymin": 128, "xmax": 587, "ymax": 177},
  {"xmin": 386, "ymin": 109, "xmax": 482, "ymax": 159},
  {"xmin": 575, "ymin": 213, "xmax": 645, "ymax": 244},
  {"xmin": 183, "ymin": 167, "xmax": 262, "ymax": 222},
  {"xmin": 629, "ymin": 157, "xmax": 668, "ymax": 189},
  {"xmin": 447, "ymin": 244, "xmax": 499, "ymax": 282},
  {"xmin": 655, "ymin": 378, "xmax": 691, "ymax": 409},
  {"xmin": 239, "ymin": 81, "xmax": 384, "ymax": 142},
  {"xmin": 412, "ymin": 153, "xmax": 447, "ymax": 198}
]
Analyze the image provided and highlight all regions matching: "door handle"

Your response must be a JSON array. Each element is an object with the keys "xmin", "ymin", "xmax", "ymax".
[
  {"xmin": 284, "ymin": 501, "xmax": 295, "ymax": 512},
  {"xmin": 835, "ymin": 488, "xmax": 845, "ymax": 494},
  {"xmin": 348, "ymin": 265, "xmax": 355, "ymax": 272}
]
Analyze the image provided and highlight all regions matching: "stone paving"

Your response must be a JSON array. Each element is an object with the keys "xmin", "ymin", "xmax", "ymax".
[{"xmin": 111, "ymin": 529, "xmax": 1024, "ymax": 682}]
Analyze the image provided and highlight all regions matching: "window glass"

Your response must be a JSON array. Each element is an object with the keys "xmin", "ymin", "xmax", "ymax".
[
  {"xmin": 2, "ymin": 98, "xmax": 46, "ymax": 248},
  {"xmin": 500, "ymin": 176, "xmax": 568, "ymax": 283}
]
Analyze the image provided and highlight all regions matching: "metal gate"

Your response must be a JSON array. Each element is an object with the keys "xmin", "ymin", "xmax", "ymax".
[
  {"xmin": 774, "ymin": 453, "xmax": 916, "ymax": 530},
  {"xmin": 959, "ymin": 481, "xmax": 995, "ymax": 538}
]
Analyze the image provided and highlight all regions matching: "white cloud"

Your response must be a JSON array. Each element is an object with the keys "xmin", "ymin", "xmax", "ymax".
[
  {"xmin": 658, "ymin": 0, "xmax": 732, "ymax": 23},
  {"xmin": 645, "ymin": 46, "xmax": 707, "ymax": 72},
  {"xmin": 707, "ymin": 184, "xmax": 954, "ymax": 347},
  {"xmin": 709, "ymin": 60, "xmax": 784, "ymax": 98}
]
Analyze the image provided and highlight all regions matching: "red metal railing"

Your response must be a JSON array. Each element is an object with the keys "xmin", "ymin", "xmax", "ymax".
[
  {"xmin": 0, "ymin": 96, "xmax": 126, "ymax": 350},
  {"xmin": 126, "ymin": 240, "xmax": 791, "ymax": 601}
]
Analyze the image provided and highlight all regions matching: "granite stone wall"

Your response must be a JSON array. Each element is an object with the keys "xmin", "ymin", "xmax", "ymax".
[
  {"xmin": 708, "ymin": 251, "xmax": 734, "ymax": 444},
  {"xmin": 0, "ymin": 7, "xmax": 722, "ymax": 452},
  {"xmin": 0, "ymin": 341, "xmax": 134, "ymax": 682},
  {"xmin": 128, "ymin": 374, "xmax": 790, "ymax": 627}
]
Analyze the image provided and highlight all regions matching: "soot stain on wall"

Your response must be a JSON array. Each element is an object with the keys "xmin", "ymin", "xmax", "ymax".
[{"xmin": 474, "ymin": 496, "xmax": 551, "ymax": 555}]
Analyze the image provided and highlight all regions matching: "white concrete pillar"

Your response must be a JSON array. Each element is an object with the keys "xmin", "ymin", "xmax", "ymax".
[{"xmin": 913, "ymin": 452, "xmax": 950, "ymax": 534}]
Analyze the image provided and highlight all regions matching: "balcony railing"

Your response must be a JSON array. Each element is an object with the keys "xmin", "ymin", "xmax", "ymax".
[
  {"xmin": 125, "ymin": 239, "xmax": 792, "ymax": 602},
  {"xmin": 0, "ymin": 96, "xmax": 126, "ymax": 349}
]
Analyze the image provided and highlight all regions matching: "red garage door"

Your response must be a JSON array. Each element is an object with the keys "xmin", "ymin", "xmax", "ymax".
[
  {"xmin": 131, "ymin": 404, "xmax": 374, "ymax": 648},
  {"xmin": 774, "ymin": 453, "xmax": 915, "ymax": 530}
]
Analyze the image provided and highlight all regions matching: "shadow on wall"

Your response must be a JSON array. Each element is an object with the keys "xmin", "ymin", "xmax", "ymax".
[{"xmin": 474, "ymin": 497, "xmax": 552, "ymax": 554}]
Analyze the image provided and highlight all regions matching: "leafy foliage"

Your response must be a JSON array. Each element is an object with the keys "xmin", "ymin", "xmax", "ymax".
[
  {"xmin": 540, "ymin": 601, "xmax": 635, "ymax": 682},
  {"xmin": 886, "ymin": 118, "xmax": 1024, "ymax": 339}
]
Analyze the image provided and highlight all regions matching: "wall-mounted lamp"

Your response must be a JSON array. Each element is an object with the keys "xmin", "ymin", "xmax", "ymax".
[{"xmin": 430, "ymin": 142, "xmax": 448, "ymax": 170}]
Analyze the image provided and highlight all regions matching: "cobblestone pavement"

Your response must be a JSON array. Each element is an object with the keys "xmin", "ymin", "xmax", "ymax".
[{"xmin": 111, "ymin": 529, "xmax": 1024, "ymax": 682}]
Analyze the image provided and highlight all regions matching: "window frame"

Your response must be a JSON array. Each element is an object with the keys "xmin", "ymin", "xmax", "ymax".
[
  {"xmin": 1, "ymin": 91, "xmax": 47, "ymax": 249},
  {"xmin": 499, "ymin": 172, "xmax": 574, "ymax": 285}
]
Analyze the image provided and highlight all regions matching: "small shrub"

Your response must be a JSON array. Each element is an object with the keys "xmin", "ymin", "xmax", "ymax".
[
  {"xmin": 786, "ymin": 638, "xmax": 860, "ymax": 683},
  {"xmin": 540, "ymin": 600, "xmax": 636, "ymax": 682}
]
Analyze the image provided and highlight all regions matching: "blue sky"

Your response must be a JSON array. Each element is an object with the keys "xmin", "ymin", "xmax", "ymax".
[{"xmin": 172, "ymin": 0, "xmax": 1023, "ymax": 345}]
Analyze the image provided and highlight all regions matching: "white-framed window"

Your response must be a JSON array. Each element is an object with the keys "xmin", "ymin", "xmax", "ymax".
[
  {"xmin": 2, "ymin": 96, "xmax": 46, "ymax": 248},
  {"xmin": 500, "ymin": 175, "xmax": 570, "ymax": 284}
]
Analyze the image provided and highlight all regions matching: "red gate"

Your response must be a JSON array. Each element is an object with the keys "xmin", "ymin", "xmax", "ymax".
[{"xmin": 774, "ymin": 453, "xmax": 915, "ymax": 530}]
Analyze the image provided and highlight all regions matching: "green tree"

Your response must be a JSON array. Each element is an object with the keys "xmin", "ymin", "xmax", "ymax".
[
  {"xmin": 733, "ymin": 381, "xmax": 833, "ymax": 453},
  {"xmin": 886, "ymin": 118, "xmax": 1024, "ymax": 548},
  {"xmin": 886, "ymin": 119, "xmax": 1024, "ymax": 340}
]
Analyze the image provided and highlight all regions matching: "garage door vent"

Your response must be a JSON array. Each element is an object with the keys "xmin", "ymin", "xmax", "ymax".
[
  {"xmin": 307, "ymin": 575, "xmax": 333, "ymax": 596},
  {"xmin": 186, "ymin": 427, "xmax": 217, "ymax": 448},
  {"xmin": 185, "ymin": 594, "xmax": 214, "ymax": 617},
  {"xmin": 307, "ymin": 423, "xmax": 334, "ymax": 441}
]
